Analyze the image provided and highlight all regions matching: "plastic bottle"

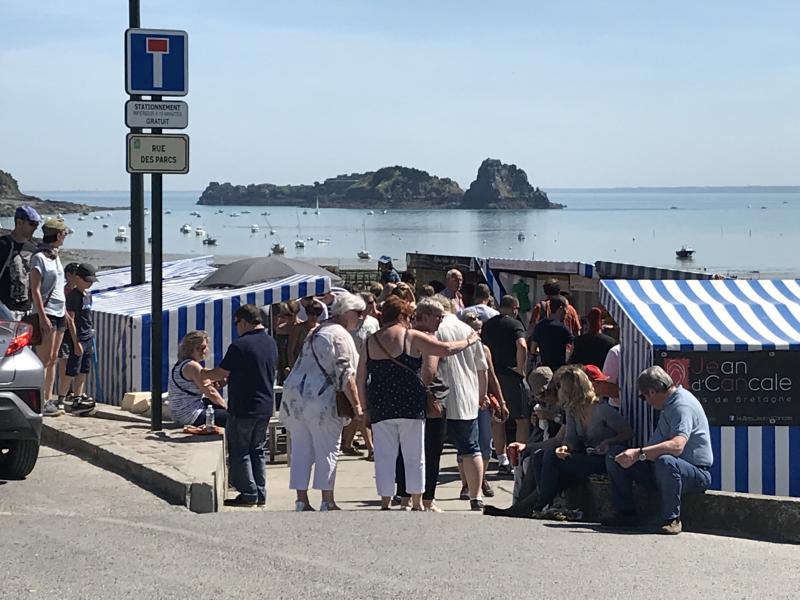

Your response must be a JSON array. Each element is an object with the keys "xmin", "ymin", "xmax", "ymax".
[{"xmin": 205, "ymin": 405, "xmax": 215, "ymax": 431}]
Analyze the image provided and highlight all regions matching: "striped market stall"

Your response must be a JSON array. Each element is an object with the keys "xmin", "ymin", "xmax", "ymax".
[
  {"xmin": 89, "ymin": 272, "xmax": 331, "ymax": 405},
  {"xmin": 600, "ymin": 278, "xmax": 800, "ymax": 497}
]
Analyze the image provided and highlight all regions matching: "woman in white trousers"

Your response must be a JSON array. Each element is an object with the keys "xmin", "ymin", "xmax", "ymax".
[
  {"xmin": 357, "ymin": 296, "xmax": 480, "ymax": 510},
  {"xmin": 280, "ymin": 294, "xmax": 365, "ymax": 511}
]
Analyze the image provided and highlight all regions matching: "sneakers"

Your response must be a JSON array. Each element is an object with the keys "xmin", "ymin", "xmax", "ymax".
[
  {"xmin": 224, "ymin": 494, "xmax": 257, "ymax": 507},
  {"xmin": 71, "ymin": 395, "xmax": 96, "ymax": 416},
  {"xmin": 470, "ymin": 498, "xmax": 485, "ymax": 511},
  {"xmin": 659, "ymin": 518, "xmax": 682, "ymax": 535},
  {"xmin": 497, "ymin": 463, "xmax": 514, "ymax": 477},
  {"xmin": 601, "ymin": 512, "xmax": 641, "ymax": 528},
  {"xmin": 341, "ymin": 446, "xmax": 363, "ymax": 457},
  {"xmin": 459, "ymin": 486, "xmax": 469, "ymax": 501},
  {"xmin": 319, "ymin": 501, "xmax": 341, "ymax": 512},
  {"xmin": 58, "ymin": 394, "xmax": 70, "ymax": 412},
  {"xmin": 481, "ymin": 480, "xmax": 495, "ymax": 498},
  {"xmin": 294, "ymin": 501, "xmax": 315, "ymax": 512},
  {"xmin": 42, "ymin": 400, "xmax": 64, "ymax": 417}
]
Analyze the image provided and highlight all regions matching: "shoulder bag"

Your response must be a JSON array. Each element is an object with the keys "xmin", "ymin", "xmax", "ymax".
[{"xmin": 308, "ymin": 328, "xmax": 355, "ymax": 419}]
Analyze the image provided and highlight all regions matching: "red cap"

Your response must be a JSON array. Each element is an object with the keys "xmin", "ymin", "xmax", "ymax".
[{"xmin": 583, "ymin": 364, "xmax": 610, "ymax": 382}]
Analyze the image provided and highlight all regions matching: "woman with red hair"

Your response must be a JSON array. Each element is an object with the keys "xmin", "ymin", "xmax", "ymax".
[{"xmin": 568, "ymin": 307, "xmax": 616, "ymax": 368}]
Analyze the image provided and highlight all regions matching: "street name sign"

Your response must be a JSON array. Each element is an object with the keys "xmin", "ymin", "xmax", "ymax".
[
  {"xmin": 125, "ymin": 28, "xmax": 188, "ymax": 96},
  {"xmin": 126, "ymin": 133, "xmax": 189, "ymax": 174},
  {"xmin": 125, "ymin": 100, "xmax": 188, "ymax": 129}
]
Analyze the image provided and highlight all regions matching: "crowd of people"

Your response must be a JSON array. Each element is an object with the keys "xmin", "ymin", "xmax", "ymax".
[
  {"xmin": 170, "ymin": 263, "xmax": 713, "ymax": 533},
  {"xmin": 1, "ymin": 211, "xmax": 712, "ymax": 532},
  {"xmin": 0, "ymin": 206, "xmax": 98, "ymax": 417}
]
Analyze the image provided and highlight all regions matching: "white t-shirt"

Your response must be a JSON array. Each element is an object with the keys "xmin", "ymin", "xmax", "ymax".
[
  {"xmin": 435, "ymin": 314, "xmax": 488, "ymax": 420},
  {"xmin": 602, "ymin": 344, "xmax": 621, "ymax": 408},
  {"xmin": 458, "ymin": 303, "xmax": 500, "ymax": 323},
  {"xmin": 350, "ymin": 314, "xmax": 379, "ymax": 355},
  {"xmin": 30, "ymin": 251, "xmax": 66, "ymax": 317}
]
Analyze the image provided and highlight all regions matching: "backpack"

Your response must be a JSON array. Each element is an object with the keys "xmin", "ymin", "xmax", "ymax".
[{"xmin": 0, "ymin": 235, "xmax": 33, "ymax": 308}]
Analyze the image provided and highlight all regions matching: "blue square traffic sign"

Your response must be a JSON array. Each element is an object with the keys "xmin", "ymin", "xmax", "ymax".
[{"xmin": 125, "ymin": 28, "xmax": 188, "ymax": 96}]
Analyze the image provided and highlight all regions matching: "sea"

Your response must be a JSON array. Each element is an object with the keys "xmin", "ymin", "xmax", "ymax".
[{"xmin": 12, "ymin": 189, "xmax": 800, "ymax": 277}]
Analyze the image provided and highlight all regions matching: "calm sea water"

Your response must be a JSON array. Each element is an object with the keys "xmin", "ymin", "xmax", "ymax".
[{"xmin": 13, "ymin": 190, "xmax": 800, "ymax": 276}]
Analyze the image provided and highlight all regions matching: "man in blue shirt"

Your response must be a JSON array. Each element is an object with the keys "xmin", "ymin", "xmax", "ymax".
[
  {"xmin": 203, "ymin": 304, "xmax": 278, "ymax": 507},
  {"xmin": 603, "ymin": 366, "xmax": 713, "ymax": 534}
]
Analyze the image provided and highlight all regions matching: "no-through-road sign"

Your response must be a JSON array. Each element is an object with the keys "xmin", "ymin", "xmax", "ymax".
[
  {"xmin": 126, "ymin": 133, "xmax": 189, "ymax": 174},
  {"xmin": 125, "ymin": 28, "xmax": 188, "ymax": 96}
]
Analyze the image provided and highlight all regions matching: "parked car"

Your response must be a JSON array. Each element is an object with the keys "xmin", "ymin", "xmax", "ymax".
[{"xmin": 0, "ymin": 320, "xmax": 44, "ymax": 479}]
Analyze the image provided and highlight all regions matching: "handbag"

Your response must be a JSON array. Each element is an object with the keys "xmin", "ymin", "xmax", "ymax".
[
  {"xmin": 371, "ymin": 331, "xmax": 446, "ymax": 418},
  {"xmin": 21, "ymin": 286, "xmax": 55, "ymax": 347},
  {"xmin": 308, "ymin": 329, "xmax": 355, "ymax": 419}
]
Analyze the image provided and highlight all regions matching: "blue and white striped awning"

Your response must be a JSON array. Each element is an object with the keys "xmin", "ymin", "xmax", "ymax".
[
  {"xmin": 94, "ymin": 272, "xmax": 331, "ymax": 316},
  {"xmin": 600, "ymin": 279, "xmax": 800, "ymax": 351},
  {"xmin": 94, "ymin": 256, "xmax": 216, "ymax": 293},
  {"xmin": 595, "ymin": 260, "xmax": 716, "ymax": 280}
]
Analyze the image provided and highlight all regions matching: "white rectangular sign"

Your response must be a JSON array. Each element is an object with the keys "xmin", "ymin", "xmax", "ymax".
[
  {"xmin": 126, "ymin": 133, "xmax": 189, "ymax": 174},
  {"xmin": 126, "ymin": 100, "xmax": 188, "ymax": 129}
]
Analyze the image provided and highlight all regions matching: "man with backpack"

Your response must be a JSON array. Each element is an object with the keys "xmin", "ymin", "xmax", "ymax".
[{"xmin": 0, "ymin": 205, "xmax": 41, "ymax": 321}]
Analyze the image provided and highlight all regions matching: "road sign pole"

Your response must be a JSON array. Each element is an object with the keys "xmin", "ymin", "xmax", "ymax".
[
  {"xmin": 128, "ymin": 0, "xmax": 145, "ymax": 286},
  {"xmin": 150, "ymin": 92, "xmax": 164, "ymax": 432}
]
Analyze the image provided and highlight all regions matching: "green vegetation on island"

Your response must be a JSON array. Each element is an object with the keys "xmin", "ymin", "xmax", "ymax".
[{"xmin": 198, "ymin": 159, "xmax": 563, "ymax": 210}]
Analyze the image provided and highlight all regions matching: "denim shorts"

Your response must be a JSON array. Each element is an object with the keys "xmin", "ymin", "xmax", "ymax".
[{"xmin": 446, "ymin": 418, "xmax": 481, "ymax": 457}]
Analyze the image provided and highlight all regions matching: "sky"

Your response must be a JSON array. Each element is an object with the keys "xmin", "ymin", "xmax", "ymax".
[{"xmin": 1, "ymin": 0, "xmax": 799, "ymax": 192}]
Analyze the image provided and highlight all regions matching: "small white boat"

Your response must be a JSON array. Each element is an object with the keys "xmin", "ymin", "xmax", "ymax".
[
  {"xmin": 317, "ymin": 238, "xmax": 330, "ymax": 244},
  {"xmin": 676, "ymin": 246, "xmax": 695, "ymax": 259},
  {"xmin": 102, "ymin": 223, "xmax": 109, "ymax": 229},
  {"xmin": 165, "ymin": 210, "xmax": 172, "ymax": 215},
  {"xmin": 367, "ymin": 210, "xmax": 375, "ymax": 215},
  {"xmin": 271, "ymin": 243, "xmax": 286, "ymax": 255},
  {"xmin": 86, "ymin": 230, "xmax": 94, "ymax": 237},
  {"xmin": 241, "ymin": 210, "xmax": 251, "ymax": 214},
  {"xmin": 114, "ymin": 226, "xmax": 128, "ymax": 242},
  {"xmin": 78, "ymin": 216, "xmax": 85, "ymax": 221},
  {"xmin": 202, "ymin": 236, "xmax": 217, "ymax": 246},
  {"xmin": 358, "ymin": 217, "xmax": 370, "ymax": 260},
  {"xmin": 251, "ymin": 224, "xmax": 260, "ymax": 233},
  {"xmin": 302, "ymin": 210, "xmax": 308, "ymax": 215},
  {"xmin": 229, "ymin": 212, "xmax": 240, "ymax": 217},
  {"xmin": 106, "ymin": 212, "xmax": 111, "ymax": 217},
  {"xmin": 382, "ymin": 210, "xmax": 388, "ymax": 215},
  {"xmin": 517, "ymin": 232, "xmax": 526, "ymax": 241},
  {"xmin": 269, "ymin": 228, "xmax": 276, "ymax": 235},
  {"xmin": 67, "ymin": 228, "xmax": 75, "ymax": 234},
  {"xmin": 216, "ymin": 209, "xmax": 225, "ymax": 214},
  {"xmin": 93, "ymin": 215, "xmax": 102, "ymax": 220},
  {"xmin": 314, "ymin": 197, "xmax": 320, "ymax": 215},
  {"xmin": 195, "ymin": 227, "xmax": 205, "ymax": 236},
  {"xmin": 357, "ymin": 251, "xmax": 371, "ymax": 260},
  {"xmin": 306, "ymin": 236, "xmax": 314, "ymax": 241},
  {"xmin": 261, "ymin": 211, "xmax": 270, "ymax": 216},
  {"xmin": 180, "ymin": 224, "xmax": 192, "ymax": 234},
  {"xmin": 295, "ymin": 239, "xmax": 306, "ymax": 249}
]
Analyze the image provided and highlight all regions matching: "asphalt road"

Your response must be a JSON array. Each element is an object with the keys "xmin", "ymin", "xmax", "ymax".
[{"xmin": 2, "ymin": 447, "xmax": 799, "ymax": 600}]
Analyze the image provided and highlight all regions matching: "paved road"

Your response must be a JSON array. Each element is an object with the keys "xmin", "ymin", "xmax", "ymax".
[{"xmin": 2, "ymin": 447, "xmax": 799, "ymax": 600}]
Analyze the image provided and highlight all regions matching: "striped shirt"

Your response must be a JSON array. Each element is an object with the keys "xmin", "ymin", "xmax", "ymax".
[{"xmin": 168, "ymin": 359, "xmax": 205, "ymax": 426}]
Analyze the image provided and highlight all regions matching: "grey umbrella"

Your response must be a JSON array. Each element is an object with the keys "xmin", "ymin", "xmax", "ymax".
[{"xmin": 191, "ymin": 256, "xmax": 342, "ymax": 289}]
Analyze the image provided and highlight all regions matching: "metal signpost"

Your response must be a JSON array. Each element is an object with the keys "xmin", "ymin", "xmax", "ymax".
[{"xmin": 125, "ymin": 21, "xmax": 189, "ymax": 431}]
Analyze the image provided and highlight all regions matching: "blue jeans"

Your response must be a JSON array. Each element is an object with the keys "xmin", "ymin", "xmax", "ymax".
[
  {"xmin": 605, "ymin": 447, "xmax": 712, "ymax": 522},
  {"xmin": 534, "ymin": 448, "xmax": 606, "ymax": 510},
  {"xmin": 477, "ymin": 408, "xmax": 493, "ymax": 460},
  {"xmin": 226, "ymin": 415, "xmax": 269, "ymax": 502},
  {"xmin": 446, "ymin": 418, "xmax": 481, "ymax": 457}
]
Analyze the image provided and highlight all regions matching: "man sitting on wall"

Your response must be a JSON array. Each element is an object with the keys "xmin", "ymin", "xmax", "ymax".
[{"xmin": 603, "ymin": 366, "xmax": 713, "ymax": 535}]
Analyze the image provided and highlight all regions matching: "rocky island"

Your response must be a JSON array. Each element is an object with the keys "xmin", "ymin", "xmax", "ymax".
[
  {"xmin": 0, "ymin": 170, "xmax": 116, "ymax": 218},
  {"xmin": 198, "ymin": 159, "xmax": 563, "ymax": 210}
]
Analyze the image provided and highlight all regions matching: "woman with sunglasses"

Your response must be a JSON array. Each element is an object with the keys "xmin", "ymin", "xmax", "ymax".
[
  {"xmin": 28, "ymin": 218, "xmax": 69, "ymax": 416},
  {"xmin": 529, "ymin": 366, "xmax": 633, "ymax": 519},
  {"xmin": 169, "ymin": 331, "xmax": 228, "ymax": 427},
  {"xmin": 280, "ymin": 293, "xmax": 366, "ymax": 512}
]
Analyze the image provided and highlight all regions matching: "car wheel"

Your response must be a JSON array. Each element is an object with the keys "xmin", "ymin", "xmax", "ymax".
[{"xmin": 0, "ymin": 440, "xmax": 40, "ymax": 479}]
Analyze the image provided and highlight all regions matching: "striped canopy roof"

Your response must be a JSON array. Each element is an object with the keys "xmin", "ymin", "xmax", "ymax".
[
  {"xmin": 600, "ymin": 279, "xmax": 800, "ymax": 351},
  {"xmin": 93, "ymin": 272, "xmax": 331, "ymax": 316}
]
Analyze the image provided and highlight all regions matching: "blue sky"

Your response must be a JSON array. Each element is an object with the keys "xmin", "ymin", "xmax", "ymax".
[{"xmin": 1, "ymin": 0, "xmax": 799, "ymax": 191}]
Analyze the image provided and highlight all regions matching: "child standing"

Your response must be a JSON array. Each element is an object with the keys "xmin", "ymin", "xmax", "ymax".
[
  {"xmin": 57, "ymin": 263, "xmax": 80, "ymax": 411},
  {"xmin": 62, "ymin": 263, "xmax": 97, "ymax": 416}
]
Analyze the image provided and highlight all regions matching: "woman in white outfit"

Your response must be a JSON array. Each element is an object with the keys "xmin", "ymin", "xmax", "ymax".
[
  {"xmin": 280, "ymin": 293, "xmax": 365, "ymax": 511},
  {"xmin": 357, "ymin": 296, "xmax": 480, "ymax": 511}
]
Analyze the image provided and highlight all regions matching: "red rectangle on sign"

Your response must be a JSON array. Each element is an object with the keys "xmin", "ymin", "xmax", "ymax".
[{"xmin": 147, "ymin": 38, "xmax": 169, "ymax": 53}]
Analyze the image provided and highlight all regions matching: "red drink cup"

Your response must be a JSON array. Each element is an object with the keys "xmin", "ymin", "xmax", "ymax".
[{"xmin": 508, "ymin": 445, "xmax": 520, "ymax": 467}]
